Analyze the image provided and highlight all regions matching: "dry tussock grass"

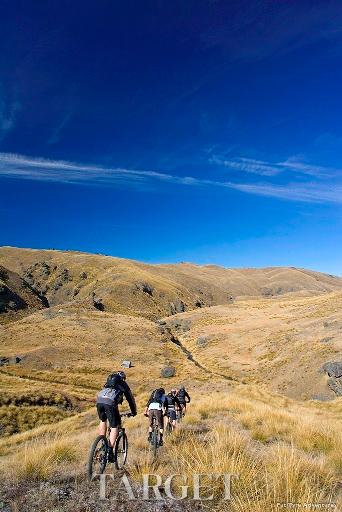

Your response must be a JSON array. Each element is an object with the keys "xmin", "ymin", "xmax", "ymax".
[
  {"xmin": 1, "ymin": 386, "xmax": 341, "ymax": 510},
  {"xmin": 6, "ymin": 435, "xmax": 78, "ymax": 481}
]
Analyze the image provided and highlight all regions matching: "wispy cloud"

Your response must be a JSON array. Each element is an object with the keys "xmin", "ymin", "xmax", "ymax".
[
  {"xmin": 0, "ymin": 152, "xmax": 341, "ymax": 205},
  {"xmin": 211, "ymin": 155, "xmax": 337, "ymax": 178},
  {"xmin": 230, "ymin": 181, "xmax": 342, "ymax": 204},
  {"xmin": 210, "ymin": 156, "xmax": 281, "ymax": 176},
  {"xmin": 0, "ymin": 152, "xmax": 200, "ymax": 187}
]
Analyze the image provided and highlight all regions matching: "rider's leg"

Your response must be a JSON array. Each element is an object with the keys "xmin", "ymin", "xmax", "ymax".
[
  {"xmin": 158, "ymin": 411, "xmax": 164, "ymax": 444},
  {"xmin": 159, "ymin": 411, "xmax": 164, "ymax": 435},
  {"xmin": 97, "ymin": 405, "xmax": 108, "ymax": 436},
  {"xmin": 109, "ymin": 427, "xmax": 119, "ymax": 448},
  {"xmin": 98, "ymin": 420, "xmax": 107, "ymax": 436},
  {"xmin": 148, "ymin": 410, "xmax": 154, "ymax": 433},
  {"xmin": 108, "ymin": 406, "xmax": 120, "ymax": 448}
]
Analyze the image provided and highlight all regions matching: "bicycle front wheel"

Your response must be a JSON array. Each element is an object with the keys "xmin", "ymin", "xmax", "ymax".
[
  {"xmin": 114, "ymin": 432, "xmax": 128, "ymax": 469},
  {"xmin": 87, "ymin": 435, "xmax": 108, "ymax": 480}
]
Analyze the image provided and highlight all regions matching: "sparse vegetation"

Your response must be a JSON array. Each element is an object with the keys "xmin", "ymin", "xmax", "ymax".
[{"xmin": 0, "ymin": 248, "xmax": 341, "ymax": 510}]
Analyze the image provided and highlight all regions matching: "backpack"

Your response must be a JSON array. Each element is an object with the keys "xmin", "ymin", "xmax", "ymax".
[
  {"xmin": 177, "ymin": 388, "xmax": 185, "ymax": 400},
  {"xmin": 166, "ymin": 394, "xmax": 175, "ymax": 407},
  {"xmin": 97, "ymin": 387, "xmax": 121, "ymax": 406},
  {"xmin": 105, "ymin": 373, "xmax": 120, "ymax": 388},
  {"xmin": 151, "ymin": 388, "xmax": 164, "ymax": 404}
]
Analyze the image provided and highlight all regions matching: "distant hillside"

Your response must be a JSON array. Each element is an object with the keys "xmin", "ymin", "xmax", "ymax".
[
  {"xmin": 0, "ymin": 246, "xmax": 341, "ymax": 321},
  {"xmin": 0, "ymin": 245, "xmax": 341, "ymax": 447},
  {"xmin": 162, "ymin": 291, "xmax": 342, "ymax": 400},
  {"xmin": 0, "ymin": 265, "xmax": 47, "ymax": 322}
]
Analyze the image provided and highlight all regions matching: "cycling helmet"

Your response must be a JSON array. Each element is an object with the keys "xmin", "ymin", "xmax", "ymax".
[{"xmin": 159, "ymin": 387, "xmax": 165, "ymax": 394}]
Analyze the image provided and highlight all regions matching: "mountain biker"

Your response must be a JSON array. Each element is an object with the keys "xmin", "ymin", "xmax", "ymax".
[
  {"xmin": 96, "ymin": 371, "xmax": 137, "ymax": 461},
  {"xmin": 145, "ymin": 387, "xmax": 167, "ymax": 446},
  {"xmin": 176, "ymin": 385, "xmax": 191, "ymax": 415},
  {"xmin": 165, "ymin": 389, "xmax": 181, "ymax": 430}
]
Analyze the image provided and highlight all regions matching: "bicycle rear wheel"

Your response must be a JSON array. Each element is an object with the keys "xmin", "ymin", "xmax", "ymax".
[
  {"xmin": 151, "ymin": 427, "xmax": 159, "ymax": 457},
  {"xmin": 87, "ymin": 435, "xmax": 108, "ymax": 480},
  {"xmin": 166, "ymin": 419, "xmax": 173, "ymax": 434},
  {"xmin": 114, "ymin": 431, "xmax": 128, "ymax": 469}
]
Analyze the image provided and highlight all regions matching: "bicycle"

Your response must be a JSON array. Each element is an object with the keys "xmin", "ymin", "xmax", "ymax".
[
  {"xmin": 87, "ymin": 412, "xmax": 132, "ymax": 480},
  {"xmin": 149, "ymin": 413, "xmax": 161, "ymax": 458}
]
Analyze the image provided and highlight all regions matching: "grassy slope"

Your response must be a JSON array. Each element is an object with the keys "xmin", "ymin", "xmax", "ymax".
[
  {"xmin": 1, "ymin": 246, "xmax": 342, "ymax": 321},
  {"xmin": 163, "ymin": 291, "xmax": 342, "ymax": 400},
  {"xmin": 1, "ymin": 386, "xmax": 341, "ymax": 511},
  {"xmin": 0, "ymin": 247, "xmax": 341, "ymax": 510}
]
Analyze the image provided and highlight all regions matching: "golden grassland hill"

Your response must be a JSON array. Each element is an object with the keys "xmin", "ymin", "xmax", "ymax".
[
  {"xmin": 163, "ymin": 291, "xmax": 342, "ymax": 400},
  {"xmin": 1, "ymin": 246, "xmax": 342, "ymax": 321},
  {"xmin": 0, "ymin": 385, "xmax": 341, "ymax": 511},
  {"xmin": 0, "ymin": 304, "xmax": 207, "ymax": 389},
  {"xmin": 0, "ymin": 302, "xmax": 217, "ymax": 436},
  {"xmin": 1, "ymin": 246, "xmax": 342, "ymax": 437}
]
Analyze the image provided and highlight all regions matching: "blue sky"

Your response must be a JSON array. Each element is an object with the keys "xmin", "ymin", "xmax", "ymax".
[{"xmin": 1, "ymin": 1, "xmax": 342, "ymax": 273}]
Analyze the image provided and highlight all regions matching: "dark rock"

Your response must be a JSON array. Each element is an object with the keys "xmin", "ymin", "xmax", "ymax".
[
  {"xmin": 136, "ymin": 282, "xmax": 154, "ymax": 296},
  {"xmin": 327, "ymin": 377, "xmax": 342, "ymax": 396},
  {"xmin": 41, "ymin": 262, "xmax": 51, "ymax": 276},
  {"xmin": 175, "ymin": 300, "xmax": 186, "ymax": 313},
  {"xmin": 321, "ymin": 361, "xmax": 342, "ymax": 378},
  {"xmin": 161, "ymin": 366, "xmax": 176, "ymax": 378},
  {"xmin": 40, "ymin": 284, "xmax": 49, "ymax": 295},
  {"xmin": 93, "ymin": 292, "xmax": 105, "ymax": 312},
  {"xmin": 0, "ymin": 284, "xmax": 27, "ymax": 312},
  {"xmin": 197, "ymin": 335, "xmax": 209, "ymax": 348},
  {"xmin": 52, "ymin": 281, "xmax": 63, "ymax": 291},
  {"xmin": 320, "ymin": 337, "xmax": 334, "ymax": 343},
  {"xmin": 0, "ymin": 268, "xmax": 8, "ymax": 280},
  {"xmin": 168, "ymin": 318, "xmax": 191, "ymax": 332},
  {"xmin": 0, "ymin": 355, "xmax": 22, "ymax": 366},
  {"xmin": 23, "ymin": 271, "xmax": 34, "ymax": 286},
  {"xmin": 169, "ymin": 300, "xmax": 186, "ymax": 314},
  {"xmin": 312, "ymin": 394, "xmax": 331, "ymax": 401},
  {"xmin": 59, "ymin": 268, "xmax": 72, "ymax": 282}
]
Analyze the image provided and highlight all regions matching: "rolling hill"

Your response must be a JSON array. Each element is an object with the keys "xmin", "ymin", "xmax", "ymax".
[
  {"xmin": 0, "ymin": 246, "xmax": 341, "ymax": 511},
  {"xmin": 0, "ymin": 246, "xmax": 341, "ymax": 321}
]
